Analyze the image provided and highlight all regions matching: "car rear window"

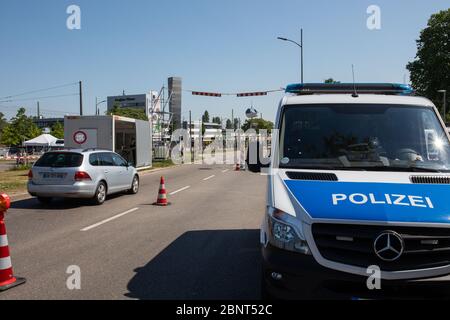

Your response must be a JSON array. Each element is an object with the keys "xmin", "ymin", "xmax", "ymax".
[{"xmin": 35, "ymin": 152, "xmax": 84, "ymax": 168}]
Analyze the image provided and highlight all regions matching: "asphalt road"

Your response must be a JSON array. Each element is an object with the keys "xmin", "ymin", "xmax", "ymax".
[{"xmin": 0, "ymin": 164, "xmax": 266, "ymax": 300}]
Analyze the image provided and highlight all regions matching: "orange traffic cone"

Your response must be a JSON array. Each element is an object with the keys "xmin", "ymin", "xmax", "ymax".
[
  {"xmin": 0, "ymin": 194, "xmax": 26, "ymax": 292},
  {"xmin": 153, "ymin": 176, "xmax": 169, "ymax": 206}
]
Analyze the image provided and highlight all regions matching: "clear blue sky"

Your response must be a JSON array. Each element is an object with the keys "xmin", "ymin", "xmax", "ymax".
[{"xmin": 0, "ymin": 0, "xmax": 448, "ymax": 122}]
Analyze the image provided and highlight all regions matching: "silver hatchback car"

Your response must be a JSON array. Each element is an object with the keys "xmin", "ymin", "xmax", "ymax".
[{"xmin": 28, "ymin": 149, "xmax": 140, "ymax": 205}]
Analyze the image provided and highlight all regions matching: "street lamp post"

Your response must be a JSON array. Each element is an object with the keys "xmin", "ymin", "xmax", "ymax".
[
  {"xmin": 438, "ymin": 90, "xmax": 447, "ymax": 122},
  {"xmin": 277, "ymin": 28, "xmax": 304, "ymax": 84},
  {"xmin": 95, "ymin": 97, "xmax": 107, "ymax": 116}
]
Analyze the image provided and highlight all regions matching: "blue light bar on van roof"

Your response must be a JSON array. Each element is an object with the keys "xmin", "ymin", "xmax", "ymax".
[{"xmin": 285, "ymin": 83, "xmax": 414, "ymax": 96}]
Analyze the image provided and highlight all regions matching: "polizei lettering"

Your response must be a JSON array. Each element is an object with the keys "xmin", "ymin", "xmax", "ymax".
[{"xmin": 332, "ymin": 193, "xmax": 434, "ymax": 209}]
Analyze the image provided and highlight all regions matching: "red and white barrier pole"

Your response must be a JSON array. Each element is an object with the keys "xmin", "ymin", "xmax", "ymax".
[{"xmin": 0, "ymin": 193, "xmax": 26, "ymax": 292}]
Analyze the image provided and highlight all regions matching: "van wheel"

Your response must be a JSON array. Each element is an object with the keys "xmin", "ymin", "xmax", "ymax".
[
  {"xmin": 129, "ymin": 175, "xmax": 139, "ymax": 194},
  {"xmin": 93, "ymin": 182, "xmax": 107, "ymax": 205},
  {"xmin": 37, "ymin": 197, "xmax": 52, "ymax": 205}
]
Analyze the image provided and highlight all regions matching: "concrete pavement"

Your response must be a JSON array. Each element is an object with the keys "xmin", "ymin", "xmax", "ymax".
[{"xmin": 0, "ymin": 163, "xmax": 266, "ymax": 300}]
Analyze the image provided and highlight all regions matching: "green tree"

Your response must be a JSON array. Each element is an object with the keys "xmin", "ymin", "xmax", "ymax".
[
  {"xmin": 225, "ymin": 119, "xmax": 233, "ymax": 129},
  {"xmin": 407, "ymin": 9, "xmax": 450, "ymax": 112},
  {"xmin": 0, "ymin": 112, "xmax": 7, "ymax": 143},
  {"xmin": 202, "ymin": 110, "xmax": 210, "ymax": 123},
  {"xmin": 107, "ymin": 106, "xmax": 148, "ymax": 121},
  {"xmin": 0, "ymin": 108, "xmax": 41, "ymax": 146},
  {"xmin": 233, "ymin": 118, "xmax": 240, "ymax": 130},
  {"xmin": 212, "ymin": 116, "xmax": 221, "ymax": 125},
  {"xmin": 51, "ymin": 121, "xmax": 64, "ymax": 139},
  {"xmin": 241, "ymin": 118, "xmax": 274, "ymax": 134}
]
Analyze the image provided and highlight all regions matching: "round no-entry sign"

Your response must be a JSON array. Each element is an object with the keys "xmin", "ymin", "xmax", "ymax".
[{"xmin": 73, "ymin": 131, "xmax": 87, "ymax": 145}]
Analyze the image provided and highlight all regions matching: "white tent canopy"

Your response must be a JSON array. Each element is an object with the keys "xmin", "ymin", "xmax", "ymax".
[{"xmin": 24, "ymin": 134, "xmax": 59, "ymax": 147}]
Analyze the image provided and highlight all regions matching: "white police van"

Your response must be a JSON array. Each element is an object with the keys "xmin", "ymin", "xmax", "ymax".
[{"xmin": 249, "ymin": 83, "xmax": 450, "ymax": 299}]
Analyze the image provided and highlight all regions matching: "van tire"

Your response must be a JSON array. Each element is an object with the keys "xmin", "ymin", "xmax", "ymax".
[
  {"xmin": 128, "ymin": 175, "xmax": 139, "ymax": 195},
  {"xmin": 37, "ymin": 197, "xmax": 52, "ymax": 205},
  {"xmin": 93, "ymin": 182, "xmax": 107, "ymax": 205}
]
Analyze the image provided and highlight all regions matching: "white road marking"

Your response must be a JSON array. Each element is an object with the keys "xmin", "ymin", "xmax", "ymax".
[
  {"xmin": 222, "ymin": 169, "xmax": 230, "ymax": 173},
  {"xmin": 81, "ymin": 208, "xmax": 139, "ymax": 232},
  {"xmin": 170, "ymin": 186, "xmax": 191, "ymax": 195},
  {"xmin": 203, "ymin": 175, "xmax": 216, "ymax": 181}
]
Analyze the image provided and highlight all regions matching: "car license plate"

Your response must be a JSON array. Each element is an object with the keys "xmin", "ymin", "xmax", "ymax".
[{"xmin": 42, "ymin": 172, "xmax": 66, "ymax": 179}]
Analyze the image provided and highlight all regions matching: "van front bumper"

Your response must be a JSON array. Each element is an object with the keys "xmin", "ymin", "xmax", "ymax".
[
  {"xmin": 262, "ymin": 244, "xmax": 450, "ymax": 300},
  {"xmin": 27, "ymin": 182, "xmax": 97, "ymax": 198}
]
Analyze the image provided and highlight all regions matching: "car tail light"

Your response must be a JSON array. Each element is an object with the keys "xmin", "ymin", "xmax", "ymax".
[
  {"xmin": 28, "ymin": 170, "xmax": 33, "ymax": 180},
  {"xmin": 74, "ymin": 171, "xmax": 92, "ymax": 181}
]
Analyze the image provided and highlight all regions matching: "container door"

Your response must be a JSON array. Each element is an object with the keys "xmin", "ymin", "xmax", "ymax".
[{"xmin": 135, "ymin": 121, "xmax": 152, "ymax": 168}]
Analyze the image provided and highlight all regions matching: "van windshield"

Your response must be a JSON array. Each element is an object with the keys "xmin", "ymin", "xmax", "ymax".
[{"xmin": 279, "ymin": 104, "xmax": 450, "ymax": 172}]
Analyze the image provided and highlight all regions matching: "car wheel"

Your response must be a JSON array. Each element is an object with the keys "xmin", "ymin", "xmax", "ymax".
[
  {"xmin": 37, "ymin": 197, "xmax": 52, "ymax": 204},
  {"xmin": 129, "ymin": 175, "xmax": 139, "ymax": 194},
  {"xmin": 93, "ymin": 182, "xmax": 107, "ymax": 205}
]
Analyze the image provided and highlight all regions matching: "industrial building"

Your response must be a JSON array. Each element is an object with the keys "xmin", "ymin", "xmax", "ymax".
[
  {"xmin": 168, "ymin": 77, "xmax": 182, "ymax": 131},
  {"xmin": 107, "ymin": 93, "xmax": 155, "ymax": 117},
  {"xmin": 182, "ymin": 121, "xmax": 223, "ymax": 142}
]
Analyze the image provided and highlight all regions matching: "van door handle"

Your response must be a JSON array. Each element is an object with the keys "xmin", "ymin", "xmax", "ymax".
[{"xmin": 104, "ymin": 170, "xmax": 109, "ymax": 174}]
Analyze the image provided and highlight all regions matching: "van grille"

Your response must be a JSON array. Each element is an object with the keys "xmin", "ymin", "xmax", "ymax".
[
  {"xmin": 312, "ymin": 224, "xmax": 450, "ymax": 271},
  {"xmin": 286, "ymin": 172, "xmax": 338, "ymax": 181},
  {"xmin": 410, "ymin": 176, "xmax": 450, "ymax": 184}
]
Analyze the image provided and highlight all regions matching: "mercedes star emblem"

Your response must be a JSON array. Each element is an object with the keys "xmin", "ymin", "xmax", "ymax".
[{"xmin": 374, "ymin": 231, "xmax": 405, "ymax": 262}]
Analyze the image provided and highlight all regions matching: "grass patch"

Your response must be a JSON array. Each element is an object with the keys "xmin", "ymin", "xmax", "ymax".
[
  {"xmin": 152, "ymin": 159, "xmax": 175, "ymax": 169},
  {"xmin": 9, "ymin": 164, "xmax": 33, "ymax": 171},
  {"xmin": 0, "ymin": 169, "xmax": 29, "ymax": 194}
]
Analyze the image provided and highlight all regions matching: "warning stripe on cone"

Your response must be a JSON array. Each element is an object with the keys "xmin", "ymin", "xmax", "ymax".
[
  {"xmin": 0, "ymin": 257, "xmax": 12, "ymax": 270},
  {"xmin": 0, "ymin": 235, "xmax": 7, "ymax": 247}
]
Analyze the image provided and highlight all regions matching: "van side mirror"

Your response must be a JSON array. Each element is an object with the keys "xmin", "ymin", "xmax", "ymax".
[{"xmin": 246, "ymin": 141, "xmax": 271, "ymax": 173}]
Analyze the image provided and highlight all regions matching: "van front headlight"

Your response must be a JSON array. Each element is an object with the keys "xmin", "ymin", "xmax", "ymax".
[{"xmin": 267, "ymin": 207, "xmax": 311, "ymax": 255}]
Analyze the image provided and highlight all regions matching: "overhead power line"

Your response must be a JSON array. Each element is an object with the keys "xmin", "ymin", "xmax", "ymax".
[
  {"xmin": 0, "ymin": 82, "xmax": 78, "ymax": 100},
  {"xmin": 0, "ymin": 93, "xmax": 79, "ymax": 103}
]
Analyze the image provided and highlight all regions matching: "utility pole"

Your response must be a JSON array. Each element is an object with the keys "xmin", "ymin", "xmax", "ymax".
[
  {"xmin": 232, "ymin": 109, "xmax": 235, "ymax": 130},
  {"xmin": 37, "ymin": 101, "xmax": 40, "ymax": 119},
  {"xmin": 79, "ymin": 81, "xmax": 83, "ymax": 116},
  {"xmin": 189, "ymin": 110, "xmax": 194, "ymax": 163}
]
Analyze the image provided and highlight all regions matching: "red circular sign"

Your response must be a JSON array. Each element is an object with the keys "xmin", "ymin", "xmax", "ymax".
[{"xmin": 73, "ymin": 131, "xmax": 87, "ymax": 145}]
